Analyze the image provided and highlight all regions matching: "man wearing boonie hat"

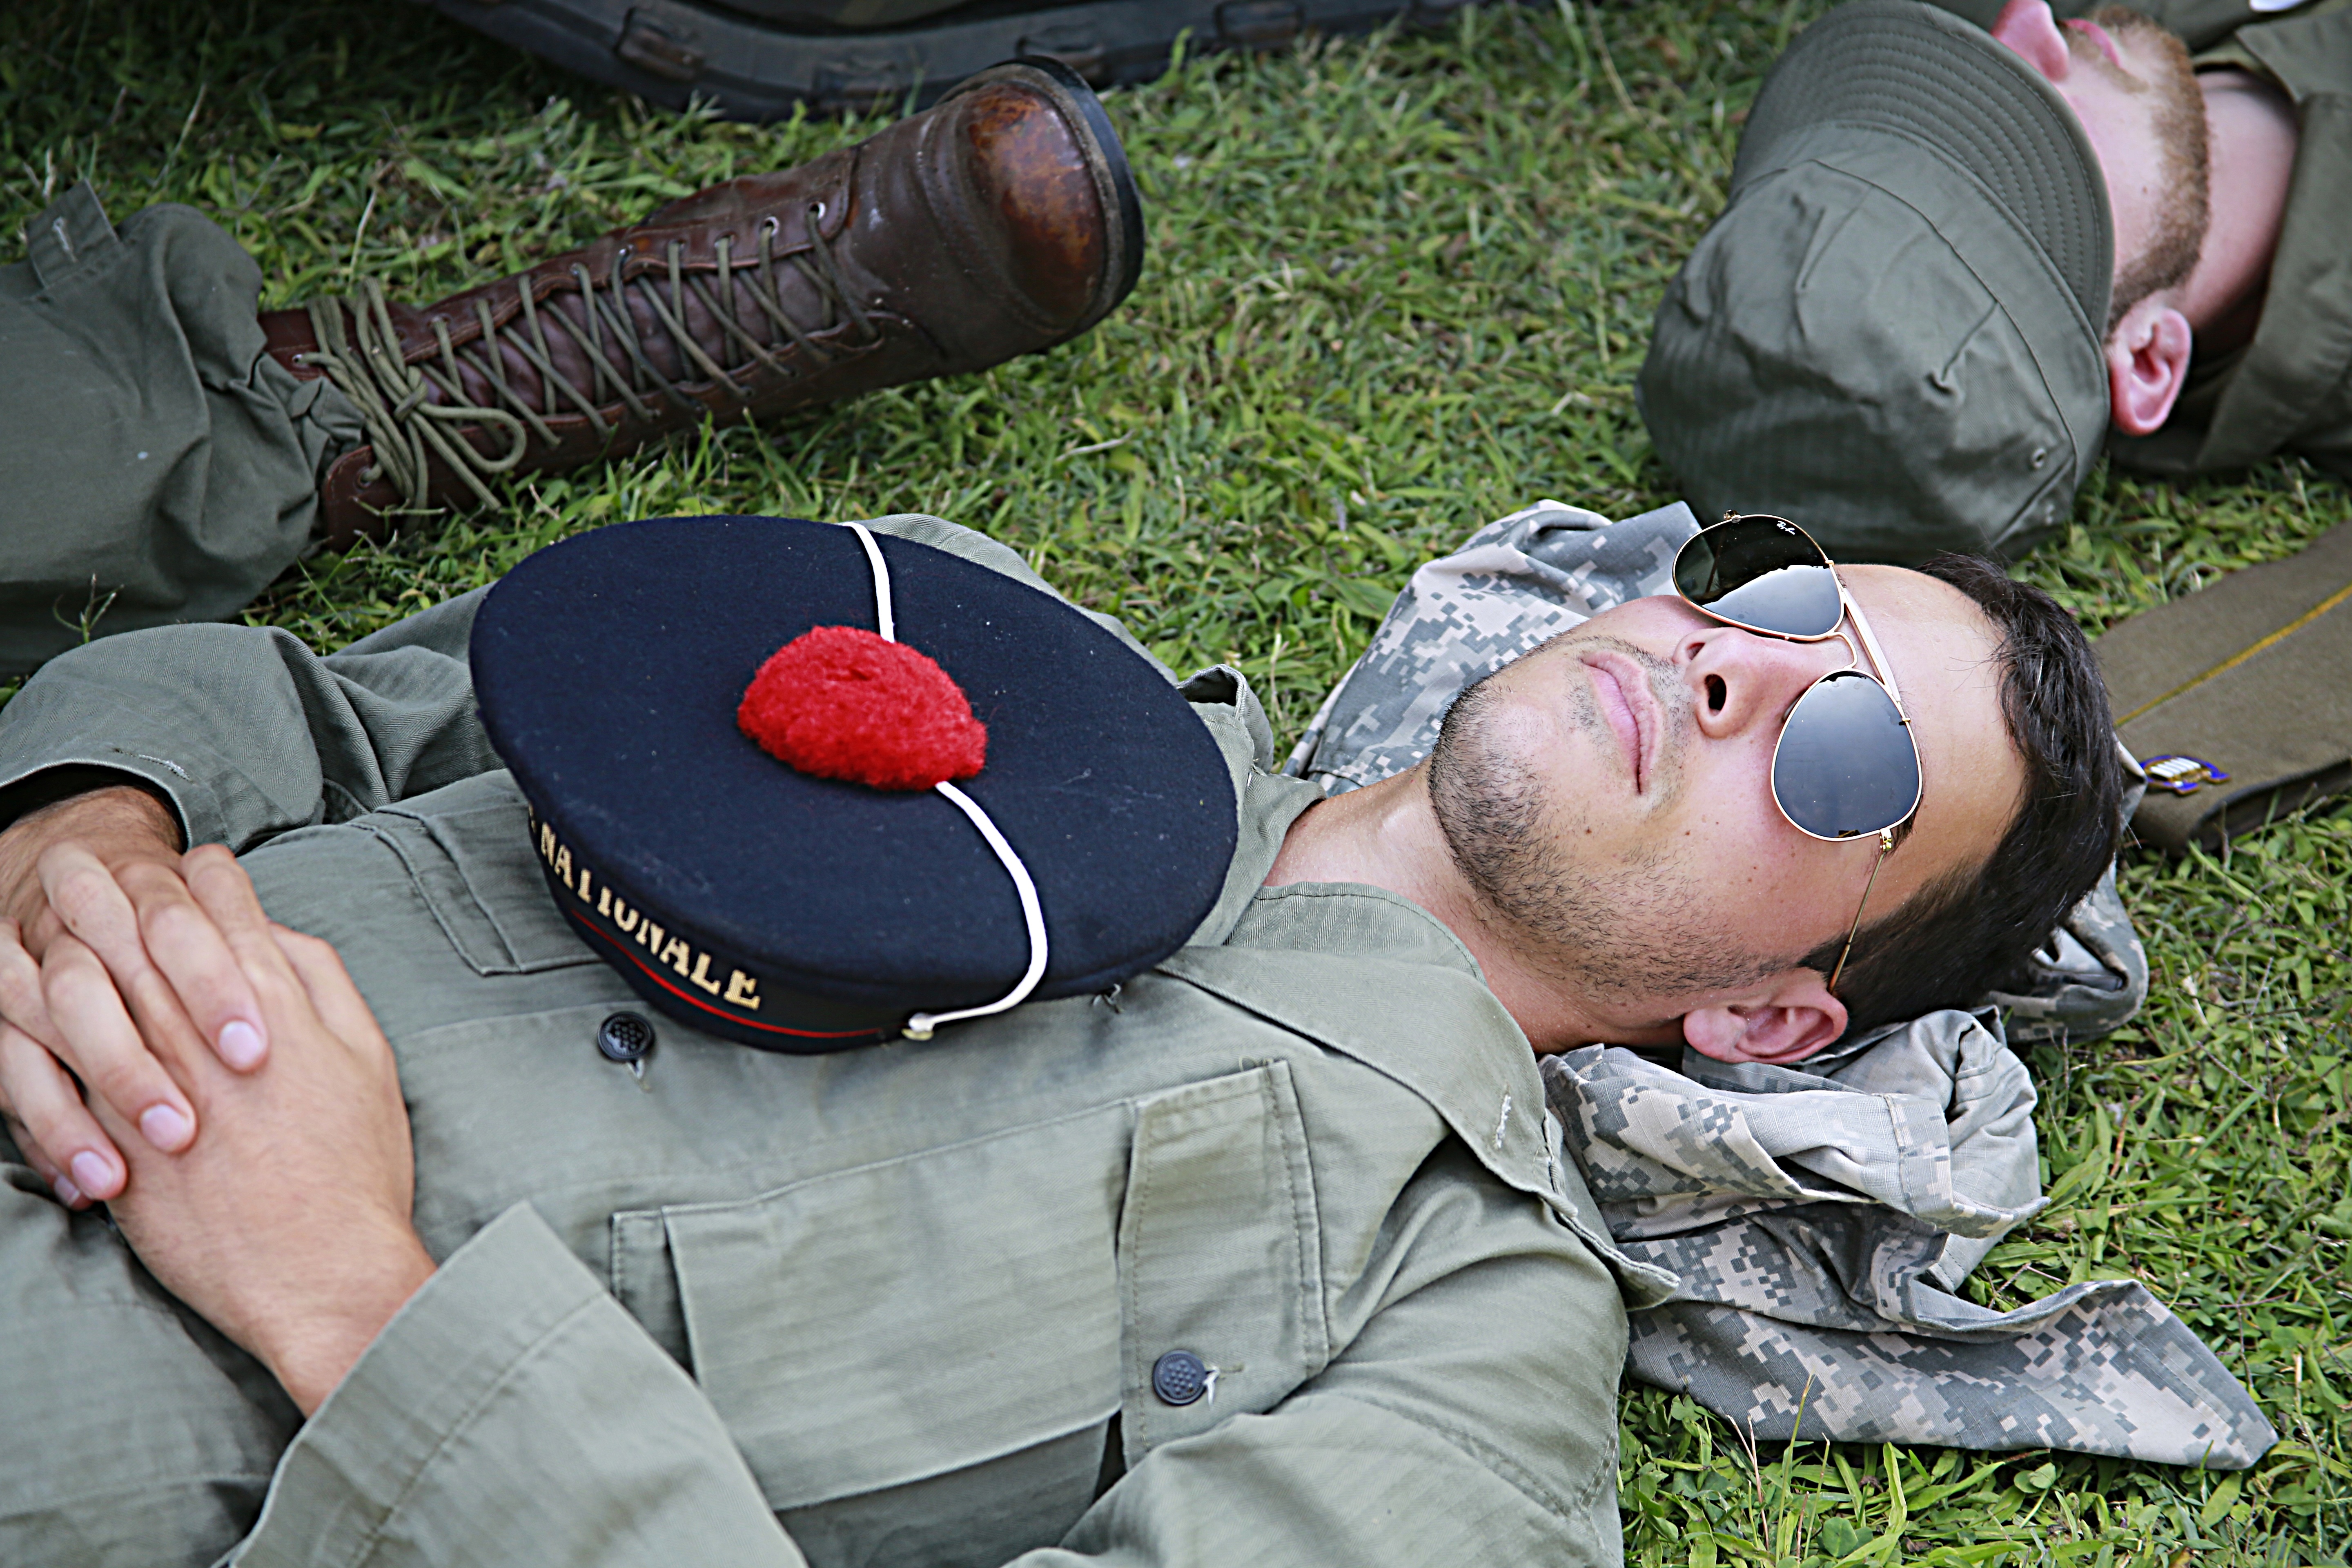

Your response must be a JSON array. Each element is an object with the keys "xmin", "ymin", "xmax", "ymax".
[
  {"xmin": 1638, "ymin": 0, "xmax": 2333, "ymax": 564},
  {"xmin": 0, "ymin": 56, "xmax": 1142, "ymax": 677},
  {"xmin": 0, "ymin": 510, "xmax": 2120, "ymax": 1563}
]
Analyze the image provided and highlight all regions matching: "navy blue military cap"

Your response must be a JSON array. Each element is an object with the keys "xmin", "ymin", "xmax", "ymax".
[{"xmin": 470, "ymin": 515, "xmax": 1239, "ymax": 1050}]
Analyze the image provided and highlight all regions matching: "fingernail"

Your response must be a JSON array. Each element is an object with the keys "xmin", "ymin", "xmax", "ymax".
[
  {"xmin": 140, "ymin": 1103, "xmax": 193, "ymax": 1152},
  {"xmin": 52, "ymin": 1172, "xmax": 84, "ymax": 1207},
  {"xmin": 218, "ymin": 1019, "xmax": 265, "ymax": 1071},
  {"xmin": 69, "ymin": 1149, "xmax": 112, "ymax": 1197}
]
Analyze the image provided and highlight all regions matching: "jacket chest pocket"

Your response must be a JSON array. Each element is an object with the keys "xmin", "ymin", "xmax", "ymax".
[
  {"xmin": 615, "ymin": 1101, "xmax": 1135, "ymax": 1513},
  {"xmin": 357, "ymin": 774, "xmax": 601, "ymax": 977},
  {"xmin": 606, "ymin": 1064, "xmax": 1325, "ymax": 1512},
  {"xmin": 1117, "ymin": 1060, "xmax": 1329, "ymax": 1468}
]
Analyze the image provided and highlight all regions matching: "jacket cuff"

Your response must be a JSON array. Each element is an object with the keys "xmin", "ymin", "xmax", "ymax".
[
  {"xmin": 241, "ymin": 1203, "xmax": 799, "ymax": 1567},
  {"xmin": 0, "ymin": 679, "xmax": 232, "ymax": 846}
]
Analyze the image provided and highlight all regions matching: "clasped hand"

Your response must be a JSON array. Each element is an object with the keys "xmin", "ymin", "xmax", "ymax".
[
  {"xmin": 0, "ymin": 784, "xmax": 271, "ymax": 1201},
  {"xmin": 0, "ymin": 797, "xmax": 432, "ymax": 1414}
]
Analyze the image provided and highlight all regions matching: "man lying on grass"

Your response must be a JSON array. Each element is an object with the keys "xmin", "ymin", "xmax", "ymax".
[
  {"xmin": 1640, "ymin": 0, "xmax": 2330, "ymax": 564},
  {"xmin": 0, "ymin": 513, "xmax": 2120, "ymax": 1566}
]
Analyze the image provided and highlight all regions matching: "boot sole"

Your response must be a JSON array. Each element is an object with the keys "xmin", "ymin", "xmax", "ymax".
[{"xmin": 941, "ymin": 54, "xmax": 1146, "ymax": 341}]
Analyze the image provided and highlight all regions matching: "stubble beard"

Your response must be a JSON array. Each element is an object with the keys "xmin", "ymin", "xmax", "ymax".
[
  {"xmin": 2088, "ymin": 7, "xmax": 2212, "ymax": 331},
  {"xmin": 1424, "ymin": 638, "xmax": 1792, "ymax": 1010}
]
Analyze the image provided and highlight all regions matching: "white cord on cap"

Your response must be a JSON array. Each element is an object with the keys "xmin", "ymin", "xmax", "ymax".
[
  {"xmin": 831, "ymin": 522, "xmax": 1048, "ymax": 1039},
  {"xmin": 844, "ymin": 520, "xmax": 895, "ymax": 642},
  {"xmin": 902, "ymin": 781, "xmax": 1051, "ymax": 1038}
]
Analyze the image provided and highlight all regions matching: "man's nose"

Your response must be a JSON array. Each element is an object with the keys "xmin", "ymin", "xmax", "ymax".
[
  {"xmin": 1991, "ymin": 0, "xmax": 2072, "ymax": 83},
  {"xmin": 1681, "ymin": 628, "xmax": 1845, "ymax": 741}
]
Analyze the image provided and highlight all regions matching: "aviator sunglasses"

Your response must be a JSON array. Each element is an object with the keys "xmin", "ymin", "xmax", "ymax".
[{"xmin": 1673, "ymin": 514, "xmax": 1922, "ymax": 993}]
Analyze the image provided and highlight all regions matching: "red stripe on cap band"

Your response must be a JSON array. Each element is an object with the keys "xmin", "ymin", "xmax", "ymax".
[{"xmin": 564, "ymin": 906, "xmax": 884, "ymax": 1040}]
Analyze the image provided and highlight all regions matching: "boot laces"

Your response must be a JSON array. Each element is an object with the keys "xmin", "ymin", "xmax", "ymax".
[{"xmin": 303, "ymin": 207, "xmax": 877, "ymax": 517}]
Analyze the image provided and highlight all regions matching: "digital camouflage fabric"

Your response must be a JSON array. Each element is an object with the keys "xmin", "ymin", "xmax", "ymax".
[
  {"xmin": 1984, "ymin": 798, "xmax": 2148, "ymax": 1044},
  {"xmin": 1285, "ymin": 497, "xmax": 1697, "ymax": 789},
  {"xmin": 1544, "ymin": 1020, "xmax": 2274, "ymax": 1468}
]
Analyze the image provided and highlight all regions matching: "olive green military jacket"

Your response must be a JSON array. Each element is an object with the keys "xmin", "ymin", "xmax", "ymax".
[
  {"xmin": 0, "ymin": 516, "xmax": 1653, "ymax": 1568},
  {"xmin": 1939, "ymin": 0, "xmax": 2352, "ymax": 478}
]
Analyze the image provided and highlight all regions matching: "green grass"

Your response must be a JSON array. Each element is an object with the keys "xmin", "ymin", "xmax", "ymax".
[{"xmin": 6, "ymin": 0, "xmax": 2348, "ymax": 1560}]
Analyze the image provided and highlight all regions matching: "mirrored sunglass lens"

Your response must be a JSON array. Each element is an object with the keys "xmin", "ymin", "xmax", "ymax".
[
  {"xmin": 1675, "ymin": 518, "xmax": 1842, "ymax": 637},
  {"xmin": 1772, "ymin": 672, "xmax": 1921, "ymax": 839}
]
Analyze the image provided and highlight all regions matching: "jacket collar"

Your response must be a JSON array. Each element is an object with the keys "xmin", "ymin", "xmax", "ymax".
[{"xmin": 1165, "ymin": 883, "xmax": 1678, "ymax": 1307}]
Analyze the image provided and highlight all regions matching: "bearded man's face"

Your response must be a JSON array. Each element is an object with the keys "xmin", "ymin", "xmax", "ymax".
[
  {"xmin": 1428, "ymin": 639, "xmax": 1794, "ymax": 1013},
  {"xmin": 1417, "ymin": 569, "xmax": 2027, "ymax": 1035}
]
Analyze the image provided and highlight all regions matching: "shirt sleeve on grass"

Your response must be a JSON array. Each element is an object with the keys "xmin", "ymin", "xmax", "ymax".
[{"xmin": 238, "ymin": 1203, "xmax": 805, "ymax": 1568}]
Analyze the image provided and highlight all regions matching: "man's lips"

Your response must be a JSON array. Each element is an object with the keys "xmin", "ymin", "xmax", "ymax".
[
  {"xmin": 2065, "ymin": 16, "xmax": 2125, "ymax": 69},
  {"xmin": 1581, "ymin": 652, "xmax": 1659, "ymax": 794}
]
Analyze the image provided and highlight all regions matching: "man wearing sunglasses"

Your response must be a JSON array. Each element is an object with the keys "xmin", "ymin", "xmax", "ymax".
[
  {"xmin": 1639, "ymin": 0, "xmax": 2332, "ymax": 565},
  {"xmin": 1269, "ymin": 513, "xmax": 2124, "ymax": 1060},
  {"xmin": 0, "ymin": 511, "xmax": 2121, "ymax": 1563}
]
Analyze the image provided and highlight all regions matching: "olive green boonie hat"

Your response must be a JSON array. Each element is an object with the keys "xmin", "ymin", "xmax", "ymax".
[{"xmin": 1637, "ymin": 0, "xmax": 2114, "ymax": 564}]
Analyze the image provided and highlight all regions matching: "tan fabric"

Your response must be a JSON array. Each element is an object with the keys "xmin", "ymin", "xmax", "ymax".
[{"xmin": 2097, "ymin": 521, "xmax": 2352, "ymax": 848}]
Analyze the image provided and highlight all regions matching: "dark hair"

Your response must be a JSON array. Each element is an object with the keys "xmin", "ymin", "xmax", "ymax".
[{"xmin": 1804, "ymin": 555, "xmax": 2124, "ymax": 1035}]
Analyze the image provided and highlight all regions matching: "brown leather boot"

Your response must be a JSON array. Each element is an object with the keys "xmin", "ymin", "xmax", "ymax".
[{"xmin": 262, "ymin": 57, "xmax": 1143, "ymax": 548}]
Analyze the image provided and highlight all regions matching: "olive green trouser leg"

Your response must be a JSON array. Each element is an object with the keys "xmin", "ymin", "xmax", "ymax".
[{"xmin": 0, "ymin": 183, "xmax": 363, "ymax": 678}]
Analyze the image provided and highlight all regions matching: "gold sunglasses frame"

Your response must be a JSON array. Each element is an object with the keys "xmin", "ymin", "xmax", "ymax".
[{"xmin": 1674, "ymin": 514, "xmax": 1923, "ymax": 995}]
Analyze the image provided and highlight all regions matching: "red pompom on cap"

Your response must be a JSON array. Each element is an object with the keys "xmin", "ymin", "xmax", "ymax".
[{"xmin": 738, "ymin": 626, "xmax": 988, "ymax": 791}]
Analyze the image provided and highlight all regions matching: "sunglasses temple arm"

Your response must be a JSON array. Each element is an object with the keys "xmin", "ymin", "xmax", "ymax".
[
  {"xmin": 1836, "ymin": 574, "xmax": 1911, "ymax": 715},
  {"xmin": 1826, "ymin": 829, "xmax": 1896, "ymax": 996}
]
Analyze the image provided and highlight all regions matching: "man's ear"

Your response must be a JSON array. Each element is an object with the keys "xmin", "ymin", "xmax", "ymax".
[
  {"xmin": 1681, "ymin": 968, "xmax": 1848, "ymax": 1065},
  {"xmin": 2107, "ymin": 298, "xmax": 2195, "ymax": 436}
]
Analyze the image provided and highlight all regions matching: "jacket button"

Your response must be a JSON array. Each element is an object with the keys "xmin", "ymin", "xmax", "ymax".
[
  {"xmin": 597, "ymin": 1011, "xmax": 657, "ymax": 1063},
  {"xmin": 1151, "ymin": 1350, "xmax": 1209, "ymax": 1407}
]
